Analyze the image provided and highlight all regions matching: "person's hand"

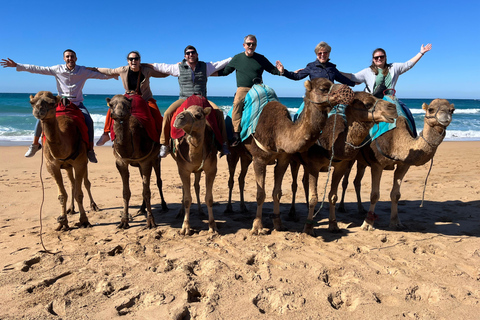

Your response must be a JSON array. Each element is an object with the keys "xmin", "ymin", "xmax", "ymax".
[
  {"xmin": 1, "ymin": 58, "xmax": 17, "ymax": 68},
  {"xmin": 294, "ymin": 68, "xmax": 304, "ymax": 74},
  {"xmin": 276, "ymin": 60, "xmax": 284, "ymax": 74},
  {"xmin": 420, "ymin": 43, "xmax": 432, "ymax": 54}
]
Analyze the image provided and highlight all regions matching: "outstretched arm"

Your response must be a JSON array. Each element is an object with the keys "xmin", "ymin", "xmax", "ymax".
[
  {"xmin": 408, "ymin": 43, "xmax": 432, "ymax": 66},
  {"xmin": 1, "ymin": 58, "xmax": 17, "ymax": 68}
]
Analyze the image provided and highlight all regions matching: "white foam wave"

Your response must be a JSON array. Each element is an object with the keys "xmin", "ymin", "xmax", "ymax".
[{"xmin": 409, "ymin": 108, "xmax": 480, "ymax": 115}]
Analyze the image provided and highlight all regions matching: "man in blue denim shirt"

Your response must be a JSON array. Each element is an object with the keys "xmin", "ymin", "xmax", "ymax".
[{"xmin": 276, "ymin": 41, "xmax": 355, "ymax": 86}]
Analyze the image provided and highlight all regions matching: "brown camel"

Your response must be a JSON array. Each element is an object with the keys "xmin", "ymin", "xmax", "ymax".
[
  {"xmin": 345, "ymin": 99, "xmax": 455, "ymax": 230},
  {"xmin": 240, "ymin": 78, "xmax": 354, "ymax": 235},
  {"xmin": 288, "ymin": 92, "xmax": 398, "ymax": 235},
  {"xmin": 30, "ymin": 91, "xmax": 98, "ymax": 231},
  {"xmin": 172, "ymin": 104, "xmax": 218, "ymax": 235},
  {"xmin": 106, "ymin": 95, "xmax": 168, "ymax": 229}
]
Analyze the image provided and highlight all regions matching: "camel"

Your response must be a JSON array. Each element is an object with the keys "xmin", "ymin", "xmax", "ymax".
[
  {"xmin": 343, "ymin": 98, "xmax": 455, "ymax": 230},
  {"xmin": 288, "ymin": 92, "xmax": 398, "ymax": 235},
  {"xmin": 106, "ymin": 95, "xmax": 168, "ymax": 229},
  {"xmin": 30, "ymin": 91, "xmax": 98, "ymax": 231},
  {"xmin": 239, "ymin": 78, "xmax": 354, "ymax": 235},
  {"xmin": 172, "ymin": 104, "xmax": 218, "ymax": 235}
]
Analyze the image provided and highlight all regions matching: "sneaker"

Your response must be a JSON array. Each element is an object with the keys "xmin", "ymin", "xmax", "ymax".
[
  {"xmin": 159, "ymin": 144, "xmax": 170, "ymax": 158},
  {"xmin": 220, "ymin": 143, "xmax": 230, "ymax": 157},
  {"xmin": 230, "ymin": 133, "xmax": 241, "ymax": 147},
  {"xmin": 25, "ymin": 144, "xmax": 41, "ymax": 157},
  {"xmin": 87, "ymin": 150, "xmax": 98, "ymax": 163},
  {"xmin": 96, "ymin": 132, "xmax": 110, "ymax": 146}
]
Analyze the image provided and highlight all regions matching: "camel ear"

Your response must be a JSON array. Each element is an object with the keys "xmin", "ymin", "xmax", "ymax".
[
  {"xmin": 422, "ymin": 102, "xmax": 428, "ymax": 111},
  {"xmin": 55, "ymin": 95, "xmax": 61, "ymax": 104},
  {"xmin": 204, "ymin": 107, "xmax": 212, "ymax": 116},
  {"xmin": 29, "ymin": 94, "xmax": 34, "ymax": 102},
  {"xmin": 106, "ymin": 98, "xmax": 111, "ymax": 106},
  {"xmin": 304, "ymin": 80, "xmax": 312, "ymax": 92}
]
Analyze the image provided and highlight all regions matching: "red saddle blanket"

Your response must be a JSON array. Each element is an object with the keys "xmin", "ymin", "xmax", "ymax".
[
  {"xmin": 110, "ymin": 94, "xmax": 161, "ymax": 142},
  {"xmin": 170, "ymin": 95, "xmax": 222, "ymax": 144},
  {"xmin": 42, "ymin": 102, "xmax": 89, "ymax": 146}
]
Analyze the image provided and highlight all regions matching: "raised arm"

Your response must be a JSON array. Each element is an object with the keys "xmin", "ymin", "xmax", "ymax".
[
  {"xmin": 408, "ymin": 43, "xmax": 432, "ymax": 67},
  {"xmin": 1, "ymin": 58, "xmax": 17, "ymax": 68}
]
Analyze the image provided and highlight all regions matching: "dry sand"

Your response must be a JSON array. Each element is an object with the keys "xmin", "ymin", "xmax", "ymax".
[{"xmin": 0, "ymin": 142, "xmax": 479, "ymax": 319}]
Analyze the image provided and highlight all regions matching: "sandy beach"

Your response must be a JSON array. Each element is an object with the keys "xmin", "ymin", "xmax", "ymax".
[{"xmin": 0, "ymin": 141, "xmax": 479, "ymax": 319}]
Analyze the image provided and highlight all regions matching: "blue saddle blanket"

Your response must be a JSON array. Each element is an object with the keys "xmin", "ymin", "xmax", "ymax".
[
  {"xmin": 225, "ymin": 84, "xmax": 279, "ymax": 142},
  {"xmin": 368, "ymin": 95, "xmax": 417, "ymax": 140}
]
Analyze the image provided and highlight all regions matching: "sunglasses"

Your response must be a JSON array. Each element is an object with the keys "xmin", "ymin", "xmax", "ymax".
[
  {"xmin": 245, "ymin": 42, "xmax": 256, "ymax": 47},
  {"xmin": 185, "ymin": 51, "xmax": 197, "ymax": 56},
  {"xmin": 317, "ymin": 51, "xmax": 330, "ymax": 56},
  {"xmin": 128, "ymin": 57, "xmax": 140, "ymax": 61},
  {"xmin": 373, "ymin": 55, "xmax": 385, "ymax": 60}
]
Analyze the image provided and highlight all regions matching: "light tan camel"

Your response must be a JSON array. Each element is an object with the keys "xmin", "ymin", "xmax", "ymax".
[
  {"xmin": 106, "ymin": 95, "xmax": 168, "ymax": 229},
  {"xmin": 30, "ymin": 91, "xmax": 98, "ymax": 231},
  {"xmin": 241, "ymin": 78, "xmax": 354, "ymax": 235},
  {"xmin": 172, "ymin": 104, "xmax": 218, "ymax": 235},
  {"xmin": 346, "ymin": 99, "xmax": 455, "ymax": 230},
  {"xmin": 288, "ymin": 92, "xmax": 398, "ymax": 235}
]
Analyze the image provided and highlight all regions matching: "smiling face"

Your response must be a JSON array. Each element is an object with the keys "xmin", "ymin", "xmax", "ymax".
[
  {"xmin": 184, "ymin": 49, "xmax": 198, "ymax": 65},
  {"xmin": 63, "ymin": 51, "xmax": 77, "ymax": 70},
  {"xmin": 316, "ymin": 50, "xmax": 330, "ymax": 64},
  {"xmin": 243, "ymin": 38, "xmax": 257, "ymax": 57},
  {"xmin": 372, "ymin": 49, "xmax": 386, "ymax": 68},
  {"xmin": 127, "ymin": 52, "xmax": 141, "ymax": 72}
]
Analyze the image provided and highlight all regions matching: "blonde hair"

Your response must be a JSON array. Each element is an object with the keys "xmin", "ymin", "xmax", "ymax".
[{"xmin": 314, "ymin": 41, "xmax": 331, "ymax": 54}]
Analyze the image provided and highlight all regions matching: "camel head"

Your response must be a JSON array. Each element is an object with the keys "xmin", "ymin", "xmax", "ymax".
[
  {"xmin": 106, "ymin": 95, "xmax": 133, "ymax": 122},
  {"xmin": 174, "ymin": 105, "xmax": 211, "ymax": 134},
  {"xmin": 304, "ymin": 78, "xmax": 354, "ymax": 112},
  {"xmin": 422, "ymin": 99, "xmax": 455, "ymax": 128},
  {"xmin": 30, "ymin": 91, "xmax": 61, "ymax": 120},
  {"xmin": 348, "ymin": 92, "xmax": 398, "ymax": 124}
]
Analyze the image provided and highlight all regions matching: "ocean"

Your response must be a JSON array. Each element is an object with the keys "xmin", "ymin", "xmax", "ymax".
[{"xmin": 0, "ymin": 92, "xmax": 479, "ymax": 146}]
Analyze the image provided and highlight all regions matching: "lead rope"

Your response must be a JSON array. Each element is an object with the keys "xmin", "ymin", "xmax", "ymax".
[
  {"xmin": 38, "ymin": 136, "xmax": 55, "ymax": 254},
  {"xmin": 420, "ymin": 158, "xmax": 434, "ymax": 207},
  {"xmin": 313, "ymin": 106, "xmax": 339, "ymax": 219}
]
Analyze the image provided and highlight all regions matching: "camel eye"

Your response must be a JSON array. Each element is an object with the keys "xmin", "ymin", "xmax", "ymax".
[
  {"xmin": 195, "ymin": 114, "xmax": 202, "ymax": 120},
  {"xmin": 450, "ymin": 108, "xmax": 455, "ymax": 114},
  {"xmin": 428, "ymin": 108, "xmax": 434, "ymax": 113}
]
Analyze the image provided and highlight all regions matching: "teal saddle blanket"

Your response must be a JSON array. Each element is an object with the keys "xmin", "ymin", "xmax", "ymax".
[
  {"xmin": 225, "ymin": 84, "xmax": 279, "ymax": 142},
  {"xmin": 292, "ymin": 95, "xmax": 417, "ymax": 140}
]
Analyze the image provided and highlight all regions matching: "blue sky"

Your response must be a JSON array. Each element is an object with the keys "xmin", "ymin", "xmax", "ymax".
[{"xmin": 1, "ymin": 0, "xmax": 479, "ymax": 99}]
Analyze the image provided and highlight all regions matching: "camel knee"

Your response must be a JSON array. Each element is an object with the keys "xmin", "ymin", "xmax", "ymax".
[
  {"xmin": 329, "ymin": 193, "xmax": 338, "ymax": 206},
  {"xmin": 370, "ymin": 192, "xmax": 380, "ymax": 204},
  {"xmin": 390, "ymin": 191, "xmax": 401, "ymax": 202},
  {"xmin": 256, "ymin": 191, "xmax": 266, "ymax": 204},
  {"xmin": 272, "ymin": 189, "xmax": 282, "ymax": 202}
]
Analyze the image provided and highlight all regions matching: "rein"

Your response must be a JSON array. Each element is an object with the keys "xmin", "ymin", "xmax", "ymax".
[{"xmin": 345, "ymin": 100, "xmax": 381, "ymax": 149}]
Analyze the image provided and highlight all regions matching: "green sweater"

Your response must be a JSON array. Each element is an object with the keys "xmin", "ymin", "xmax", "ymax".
[{"xmin": 221, "ymin": 52, "xmax": 281, "ymax": 87}]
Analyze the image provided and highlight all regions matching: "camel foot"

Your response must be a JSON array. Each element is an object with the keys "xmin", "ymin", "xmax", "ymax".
[
  {"xmin": 56, "ymin": 216, "xmax": 69, "ymax": 231},
  {"xmin": 303, "ymin": 224, "xmax": 316, "ymax": 236},
  {"xmin": 117, "ymin": 219, "xmax": 130, "ymax": 229},
  {"xmin": 357, "ymin": 207, "xmax": 368, "ymax": 216},
  {"xmin": 239, "ymin": 204, "xmax": 250, "ymax": 214},
  {"xmin": 208, "ymin": 221, "xmax": 218, "ymax": 234},
  {"xmin": 224, "ymin": 204, "xmax": 233, "ymax": 214},
  {"xmin": 328, "ymin": 220, "xmax": 341, "ymax": 233},
  {"xmin": 361, "ymin": 220, "xmax": 375, "ymax": 231},
  {"xmin": 161, "ymin": 201, "xmax": 169, "ymax": 212},
  {"xmin": 180, "ymin": 223, "xmax": 192, "ymax": 236},
  {"xmin": 337, "ymin": 205, "xmax": 347, "ymax": 213},
  {"xmin": 250, "ymin": 218, "xmax": 266, "ymax": 235},
  {"xmin": 55, "ymin": 224, "xmax": 70, "ymax": 231},
  {"xmin": 66, "ymin": 208, "xmax": 75, "ymax": 215},
  {"xmin": 75, "ymin": 220, "xmax": 92, "ymax": 228},
  {"xmin": 389, "ymin": 222, "xmax": 406, "ymax": 231},
  {"xmin": 90, "ymin": 202, "xmax": 100, "ymax": 212},
  {"xmin": 146, "ymin": 217, "xmax": 157, "ymax": 229},
  {"xmin": 286, "ymin": 207, "xmax": 299, "ymax": 222},
  {"xmin": 272, "ymin": 216, "xmax": 285, "ymax": 231}
]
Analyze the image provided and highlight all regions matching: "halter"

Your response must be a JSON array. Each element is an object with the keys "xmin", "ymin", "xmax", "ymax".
[
  {"xmin": 305, "ymin": 83, "xmax": 335, "ymax": 107},
  {"xmin": 345, "ymin": 99, "xmax": 381, "ymax": 149}
]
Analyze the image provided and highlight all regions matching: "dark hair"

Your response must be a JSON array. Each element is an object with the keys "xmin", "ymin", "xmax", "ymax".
[
  {"xmin": 63, "ymin": 49, "xmax": 76, "ymax": 57},
  {"xmin": 184, "ymin": 45, "xmax": 197, "ymax": 55},
  {"xmin": 126, "ymin": 51, "xmax": 141, "ymax": 60},
  {"xmin": 369, "ymin": 48, "xmax": 390, "ymax": 76}
]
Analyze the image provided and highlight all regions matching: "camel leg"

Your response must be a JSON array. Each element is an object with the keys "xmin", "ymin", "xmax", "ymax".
[
  {"xmin": 304, "ymin": 167, "xmax": 319, "ymax": 236},
  {"xmin": 287, "ymin": 159, "xmax": 300, "ymax": 222},
  {"xmin": 224, "ymin": 152, "xmax": 239, "ymax": 213},
  {"xmin": 204, "ymin": 161, "xmax": 218, "ymax": 234},
  {"xmin": 154, "ymin": 157, "xmax": 168, "ymax": 212},
  {"xmin": 140, "ymin": 162, "xmax": 156, "ymax": 229},
  {"xmin": 73, "ymin": 165, "xmax": 90, "ymax": 228},
  {"xmin": 179, "ymin": 170, "xmax": 193, "ymax": 235},
  {"xmin": 271, "ymin": 157, "xmax": 289, "ymax": 231},
  {"xmin": 354, "ymin": 161, "xmax": 368, "ymax": 215},
  {"xmin": 389, "ymin": 163, "xmax": 410, "ymax": 230},
  {"xmin": 137, "ymin": 166, "xmax": 147, "ymax": 215},
  {"xmin": 328, "ymin": 162, "xmax": 351, "ymax": 232},
  {"xmin": 194, "ymin": 172, "xmax": 204, "ymax": 216},
  {"xmin": 116, "ymin": 161, "xmax": 131, "ymax": 229},
  {"xmin": 65, "ymin": 167, "xmax": 76, "ymax": 215},
  {"xmin": 361, "ymin": 165, "xmax": 383, "ymax": 231},
  {"xmin": 49, "ymin": 166, "xmax": 69, "ymax": 231},
  {"xmin": 337, "ymin": 160, "xmax": 355, "ymax": 213},
  {"xmin": 238, "ymin": 156, "xmax": 252, "ymax": 214},
  {"xmin": 83, "ymin": 168, "xmax": 99, "ymax": 212},
  {"xmin": 251, "ymin": 160, "xmax": 267, "ymax": 235}
]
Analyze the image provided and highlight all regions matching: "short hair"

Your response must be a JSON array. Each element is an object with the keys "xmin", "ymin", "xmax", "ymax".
[
  {"xmin": 126, "ymin": 51, "xmax": 141, "ymax": 60},
  {"xmin": 184, "ymin": 45, "xmax": 197, "ymax": 55},
  {"xmin": 63, "ymin": 49, "xmax": 76, "ymax": 57},
  {"xmin": 244, "ymin": 34, "xmax": 257, "ymax": 44},
  {"xmin": 314, "ymin": 42, "xmax": 331, "ymax": 54}
]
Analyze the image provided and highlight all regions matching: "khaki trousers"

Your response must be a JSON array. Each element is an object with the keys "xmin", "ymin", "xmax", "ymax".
[{"xmin": 231, "ymin": 87, "xmax": 251, "ymax": 133}]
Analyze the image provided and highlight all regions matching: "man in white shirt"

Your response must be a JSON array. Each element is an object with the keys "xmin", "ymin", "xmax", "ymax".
[{"xmin": 1, "ymin": 49, "xmax": 115, "ymax": 162}]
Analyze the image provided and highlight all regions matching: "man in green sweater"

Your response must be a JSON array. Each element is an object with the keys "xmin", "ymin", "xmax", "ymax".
[{"xmin": 220, "ymin": 35, "xmax": 282, "ymax": 146}]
